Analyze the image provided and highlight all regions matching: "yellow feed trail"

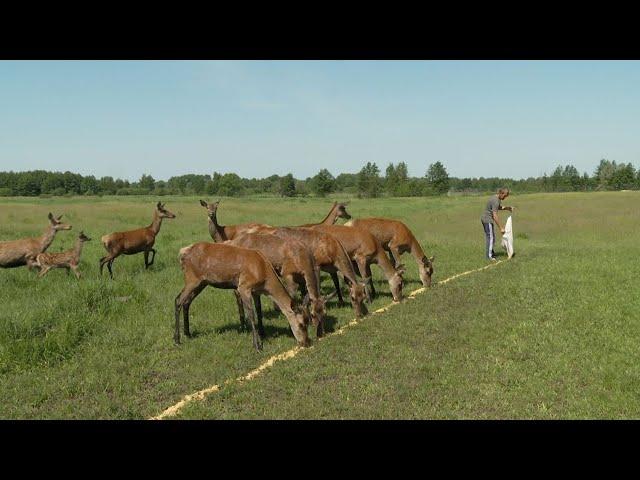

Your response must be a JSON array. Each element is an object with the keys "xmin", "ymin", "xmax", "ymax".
[{"xmin": 149, "ymin": 259, "xmax": 505, "ymax": 420}]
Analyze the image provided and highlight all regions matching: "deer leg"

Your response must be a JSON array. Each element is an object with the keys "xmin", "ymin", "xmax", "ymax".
[
  {"xmin": 388, "ymin": 245, "xmax": 402, "ymax": 269},
  {"xmin": 144, "ymin": 250, "xmax": 150, "ymax": 269},
  {"xmin": 72, "ymin": 265, "xmax": 82, "ymax": 279},
  {"xmin": 329, "ymin": 270, "xmax": 345, "ymax": 306},
  {"xmin": 150, "ymin": 248, "xmax": 156, "ymax": 265},
  {"xmin": 183, "ymin": 283, "xmax": 206, "ymax": 338},
  {"xmin": 234, "ymin": 290, "xmax": 247, "ymax": 329},
  {"xmin": 364, "ymin": 262, "xmax": 376, "ymax": 299},
  {"xmin": 239, "ymin": 287, "xmax": 262, "ymax": 351},
  {"xmin": 355, "ymin": 256, "xmax": 373, "ymax": 302},
  {"xmin": 175, "ymin": 282, "xmax": 202, "ymax": 344},
  {"xmin": 252, "ymin": 292, "xmax": 265, "ymax": 338},
  {"xmin": 37, "ymin": 266, "xmax": 51, "ymax": 278},
  {"xmin": 107, "ymin": 259, "xmax": 115, "ymax": 279}
]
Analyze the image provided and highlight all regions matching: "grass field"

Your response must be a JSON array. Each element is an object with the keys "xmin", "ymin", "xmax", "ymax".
[{"xmin": 0, "ymin": 192, "xmax": 638, "ymax": 419}]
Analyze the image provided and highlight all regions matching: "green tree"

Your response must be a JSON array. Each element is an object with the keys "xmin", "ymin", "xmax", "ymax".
[
  {"xmin": 310, "ymin": 169, "xmax": 335, "ymax": 197},
  {"xmin": 425, "ymin": 161, "xmax": 450, "ymax": 195},
  {"xmin": 357, "ymin": 162, "xmax": 381, "ymax": 198},
  {"xmin": 139, "ymin": 174, "xmax": 156, "ymax": 192},
  {"xmin": 279, "ymin": 173, "xmax": 296, "ymax": 197}
]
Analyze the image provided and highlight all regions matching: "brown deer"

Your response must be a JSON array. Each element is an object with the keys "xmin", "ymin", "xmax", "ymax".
[
  {"xmin": 344, "ymin": 218, "xmax": 434, "ymax": 287},
  {"xmin": 309, "ymin": 224, "xmax": 405, "ymax": 303},
  {"xmin": 246, "ymin": 225, "xmax": 368, "ymax": 318},
  {"xmin": 174, "ymin": 242, "xmax": 310, "ymax": 351},
  {"xmin": 35, "ymin": 231, "xmax": 91, "ymax": 279},
  {"xmin": 228, "ymin": 232, "xmax": 333, "ymax": 337},
  {"xmin": 199, "ymin": 199, "xmax": 266, "ymax": 241},
  {"xmin": 99, "ymin": 202, "xmax": 176, "ymax": 278},
  {"xmin": 0, "ymin": 213, "xmax": 72, "ymax": 269},
  {"xmin": 298, "ymin": 201, "xmax": 352, "ymax": 227}
]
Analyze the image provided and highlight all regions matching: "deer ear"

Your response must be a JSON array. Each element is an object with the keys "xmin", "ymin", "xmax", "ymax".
[
  {"xmin": 156, "ymin": 202, "xmax": 162, "ymax": 209},
  {"xmin": 57, "ymin": 214, "xmax": 63, "ymax": 221},
  {"xmin": 429, "ymin": 256, "xmax": 435, "ymax": 262},
  {"xmin": 48, "ymin": 213, "xmax": 54, "ymax": 221},
  {"xmin": 396, "ymin": 264, "xmax": 406, "ymax": 275},
  {"xmin": 199, "ymin": 199, "xmax": 208, "ymax": 207}
]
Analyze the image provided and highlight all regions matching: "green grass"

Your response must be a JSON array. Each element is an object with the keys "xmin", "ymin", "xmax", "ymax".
[{"xmin": 0, "ymin": 192, "xmax": 638, "ymax": 419}]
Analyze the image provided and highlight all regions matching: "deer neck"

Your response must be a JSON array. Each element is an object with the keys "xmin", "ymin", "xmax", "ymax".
[
  {"xmin": 335, "ymin": 243, "xmax": 358, "ymax": 284},
  {"xmin": 39, "ymin": 225, "xmax": 58, "ymax": 253},
  {"xmin": 409, "ymin": 237, "xmax": 426, "ymax": 262},
  {"xmin": 208, "ymin": 211, "xmax": 227, "ymax": 242},
  {"xmin": 376, "ymin": 249, "xmax": 397, "ymax": 280},
  {"xmin": 150, "ymin": 211, "xmax": 163, "ymax": 236},
  {"xmin": 73, "ymin": 239, "xmax": 85, "ymax": 260},
  {"xmin": 320, "ymin": 205, "xmax": 339, "ymax": 225}
]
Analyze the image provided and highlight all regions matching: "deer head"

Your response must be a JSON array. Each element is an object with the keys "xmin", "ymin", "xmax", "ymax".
[
  {"xmin": 199, "ymin": 199, "xmax": 219, "ymax": 219},
  {"xmin": 420, "ymin": 256, "xmax": 435, "ymax": 288},
  {"xmin": 48, "ymin": 213, "xmax": 73, "ymax": 231},
  {"xmin": 349, "ymin": 282, "xmax": 368, "ymax": 318},
  {"xmin": 156, "ymin": 202, "xmax": 176, "ymax": 219},
  {"xmin": 334, "ymin": 201, "xmax": 352, "ymax": 221},
  {"xmin": 389, "ymin": 263, "xmax": 406, "ymax": 302}
]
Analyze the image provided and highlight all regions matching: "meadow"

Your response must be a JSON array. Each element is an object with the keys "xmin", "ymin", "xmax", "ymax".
[{"xmin": 0, "ymin": 192, "xmax": 638, "ymax": 419}]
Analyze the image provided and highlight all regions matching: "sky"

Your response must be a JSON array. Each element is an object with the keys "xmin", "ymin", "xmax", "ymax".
[{"xmin": 0, "ymin": 60, "xmax": 639, "ymax": 181}]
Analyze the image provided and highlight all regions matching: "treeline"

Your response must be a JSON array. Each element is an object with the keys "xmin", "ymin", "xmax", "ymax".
[{"xmin": 0, "ymin": 159, "xmax": 637, "ymax": 198}]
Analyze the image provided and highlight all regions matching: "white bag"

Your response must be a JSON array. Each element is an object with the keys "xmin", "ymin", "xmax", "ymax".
[{"xmin": 501, "ymin": 216, "xmax": 514, "ymax": 259}]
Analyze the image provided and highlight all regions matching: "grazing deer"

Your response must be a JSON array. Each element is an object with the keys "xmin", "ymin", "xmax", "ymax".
[
  {"xmin": 99, "ymin": 202, "xmax": 176, "ymax": 278},
  {"xmin": 36, "ymin": 231, "xmax": 91, "ymax": 279},
  {"xmin": 309, "ymin": 224, "xmax": 405, "ymax": 303},
  {"xmin": 175, "ymin": 242, "xmax": 311, "ymax": 351},
  {"xmin": 298, "ymin": 201, "xmax": 352, "ymax": 227},
  {"xmin": 246, "ymin": 225, "xmax": 368, "ymax": 319},
  {"xmin": 344, "ymin": 218, "xmax": 434, "ymax": 287},
  {"xmin": 228, "ymin": 232, "xmax": 333, "ymax": 337},
  {"xmin": 0, "ymin": 213, "xmax": 72, "ymax": 269},
  {"xmin": 199, "ymin": 199, "xmax": 266, "ymax": 242}
]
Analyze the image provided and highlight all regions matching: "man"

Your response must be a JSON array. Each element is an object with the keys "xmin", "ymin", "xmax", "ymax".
[{"xmin": 480, "ymin": 188, "xmax": 514, "ymax": 261}]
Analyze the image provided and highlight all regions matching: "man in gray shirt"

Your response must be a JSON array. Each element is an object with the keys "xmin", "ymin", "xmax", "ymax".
[{"xmin": 481, "ymin": 188, "xmax": 513, "ymax": 261}]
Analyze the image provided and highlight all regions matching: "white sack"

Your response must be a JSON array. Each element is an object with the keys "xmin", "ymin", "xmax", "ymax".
[{"xmin": 501, "ymin": 216, "xmax": 514, "ymax": 259}]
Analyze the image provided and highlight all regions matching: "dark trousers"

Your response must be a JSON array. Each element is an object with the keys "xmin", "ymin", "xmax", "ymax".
[{"xmin": 481, "ymin": 221, "xmax": 495, "ymax": 259}]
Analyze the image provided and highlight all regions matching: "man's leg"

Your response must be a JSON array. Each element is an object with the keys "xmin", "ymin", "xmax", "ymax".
[{"xmin": 482, "ymin": 222, "xmax": 491, "ymax": 259}]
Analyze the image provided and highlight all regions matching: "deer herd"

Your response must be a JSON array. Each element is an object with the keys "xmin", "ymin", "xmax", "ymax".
[{"xmin": 0, "ymin": 200, "xmax": 435, "ymax": 351}]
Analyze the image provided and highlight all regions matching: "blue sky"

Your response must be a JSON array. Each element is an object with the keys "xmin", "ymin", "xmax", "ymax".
[{"xmin": 0, "ymin": 60, "xmax": 638, "ymax": 181}]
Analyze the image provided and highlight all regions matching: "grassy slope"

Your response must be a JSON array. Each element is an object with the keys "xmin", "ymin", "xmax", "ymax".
[{"xmin": 1, "ymin": 192, "xmax": 638, "ymax": 418}]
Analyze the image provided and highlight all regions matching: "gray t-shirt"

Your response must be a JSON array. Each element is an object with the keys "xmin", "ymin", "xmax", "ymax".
[{"xmin": 481, "ymin": 195, "xmax": 501, "ymax": 224}]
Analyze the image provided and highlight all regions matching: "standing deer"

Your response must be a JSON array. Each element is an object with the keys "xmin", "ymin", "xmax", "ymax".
[
  {"xmin": 199, "ymin": 199, "xmax": 266, "ymax": 242},
  {"xmin": 246, "ymin": 225, "xmax": 369, "ymax": 318},
  {"xmin": 36, "ymin": 231, "xmax": 91, "ymax": 279},
  {"xmin": 298, "ymin": 201, "xmax": 352, "ymax": 227},
  {"xmin": 99, "ymin": 202, "xmax": 176, "ymax": 278},
  {"xmin": 344, "ymin": 218, "xmax": 434, "ymax": 287},
  {"xmin": 174, "ymin": 242, "xmax": 311, "ymax": 351},
  {"xmin": 0, "ymin": 213, "xmax": 72, "ymax": 269},
  {"xmin": 309, "ymin": 224, "xmax": 405, "ymax": 303},
  {"xmin": 228, "ymin": 232, "xmax": 333, "ymax": 337}
]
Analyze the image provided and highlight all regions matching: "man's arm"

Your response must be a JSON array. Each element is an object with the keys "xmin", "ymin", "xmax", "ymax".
[
  {"xmin": 492, "ymin": 211, "xmax": 504, "ymax": 233},
  {"xmin": 499, "ymin": 205, "xmax": 513, "ymax": 212}
]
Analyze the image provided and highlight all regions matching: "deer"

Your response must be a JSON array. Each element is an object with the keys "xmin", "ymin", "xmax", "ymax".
[
  {"xmin": 298, "ymin": 201, "xmax": 352, "ymax": 227},
  {"xmin": 227, "ymin": 232, "xmax": 333, "ymax": 337},
  {"xmin": 344, "ymin": 218, "xmax": 434, "ymax": 287},
  {"xmin": 0, "ymin": 213, "xmax": 72, "ymax": 269},
  {"xmin": 199, "ymin": 199, "xmax": 266, "ymax": 242},
  {"xmin": 308, "ymin": 224, "xmax": 405, "ymax": 303},
  {"xmin": 174, "ymin": 242, "xmax": 311, "ymax": 351},
  {"xmin": 99, "ymin": 202, "xmax": 176, "ymax": 279},
  {"xmin": 35, "ymin": 231, "xmax": 91, "ymax": 279},
  {"xmin": 245, "ymin": 225, "xmax": 369, "ymax": 319}
]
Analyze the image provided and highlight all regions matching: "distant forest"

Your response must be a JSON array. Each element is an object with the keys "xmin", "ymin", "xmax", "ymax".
[{"xmin": 0, "ymin": 159, "xmax": 636, "ymax": 198}]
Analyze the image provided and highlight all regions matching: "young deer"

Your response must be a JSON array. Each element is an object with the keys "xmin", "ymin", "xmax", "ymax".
[
  {"xmin": 199, "ymin": 199, "xmax": 266, "ymax": 242},
  {"xmin": 0, "ymin": 213, "xmax": 72, "ymax": 269},
  {"xmin": 309, "ymin": 224, "xmax": 405, "ymax": 303},
  {"xmin": 100, "ymin": 202, "xmax": 176, "ymax": 278},
  {"xmin": 298, "ymin": 201, "xmax": 352, "ymax": 227},
  {"xmin": 175, "ymin": 242, "xmax": 311, "ymax": 351},
  {"xmin": 246, "ymin": 225, "xmax": 369, "ymax": 318},
  {"xmin": 344, "ymin": 218, "xmax": 434, "ymax": 287},
  {"xmin": 36, "ymin": 231, "xmax": 91, "ymax": 279},
  {"xmin": 228, "ymin": 232, "xmax": 333, "ymax": 337}
]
